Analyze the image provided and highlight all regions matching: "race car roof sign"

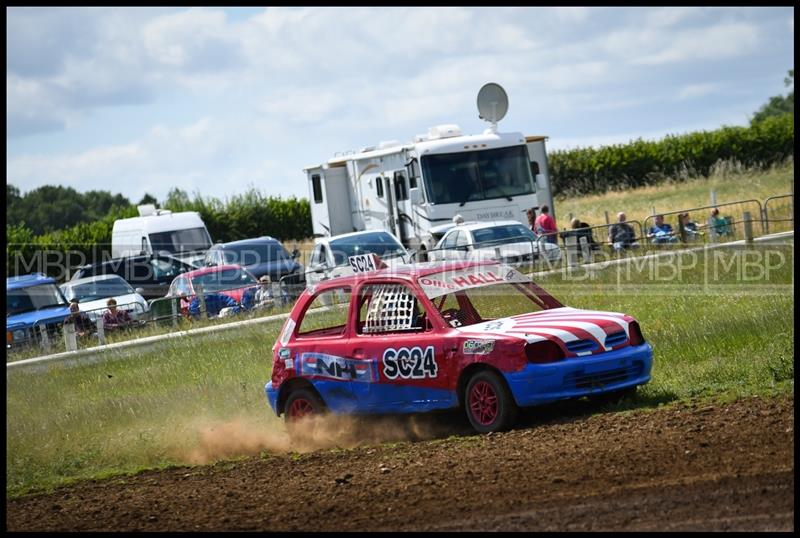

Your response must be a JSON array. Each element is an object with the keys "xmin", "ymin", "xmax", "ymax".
[
  {"xmin": 418, "ymin": 264, "xmax": 530, "ymax": 299},
  {"xmin": 348, "ymin": 253, "xmax": 387, "ymax": 273}
]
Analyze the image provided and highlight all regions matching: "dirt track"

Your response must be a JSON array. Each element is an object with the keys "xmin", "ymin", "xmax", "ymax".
[{"xmin": 6, "ymin": 395, "xmax": 794, "ymax": 531}]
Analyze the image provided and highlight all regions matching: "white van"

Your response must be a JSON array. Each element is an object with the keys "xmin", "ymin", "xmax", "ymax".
[{"xmin": 111, "ymin": 205, "xmax": 213, "ymax": 266}]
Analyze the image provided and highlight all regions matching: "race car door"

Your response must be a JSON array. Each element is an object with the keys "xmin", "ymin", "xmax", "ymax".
[{"xmin": 348, "ymin": 281, "xmax": 455, "ymax": 413}]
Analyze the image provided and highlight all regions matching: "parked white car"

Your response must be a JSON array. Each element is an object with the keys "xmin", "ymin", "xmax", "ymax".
[
  {"xmin": 305, "ymin": 230, "xmax": 413, "ymax": 289},
  {"xmin": 59, "ymin": 274, "xmax": 149, "ymax": 321},
  {"xmin": 429, "ymin": 220, "xmax": 562, "ymax": 265}
]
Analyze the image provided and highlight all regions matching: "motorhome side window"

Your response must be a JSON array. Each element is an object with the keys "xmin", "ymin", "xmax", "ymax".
[
  {"xmin": 394, "ymin": 172, "xmax": 408, "ymax": 201},
  {"xmin": 376, "ymin": 177, "xmax": 384, "ymax": 198},
  {"xmin": 312, "ymin": 175, "xmax": 323, "ymax": 204}
]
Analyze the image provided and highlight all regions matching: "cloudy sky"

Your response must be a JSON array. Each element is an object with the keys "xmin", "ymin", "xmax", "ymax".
[{"xmin": 6, "ymin": 6, "xmax": 795, "ymax": 204}]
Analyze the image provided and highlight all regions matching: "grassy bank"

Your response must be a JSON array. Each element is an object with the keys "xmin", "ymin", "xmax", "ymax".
[
  {"xmin": 554, "ymin": 160, "xmax": 793, "ymax": 228},
  {"xmin": 6, "ymin": 242, "xmax": 794, "ymax": 498}
]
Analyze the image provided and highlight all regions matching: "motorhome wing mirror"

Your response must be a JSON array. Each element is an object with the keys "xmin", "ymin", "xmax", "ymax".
[{"xmin": 409, "ymin": 187, "xmax": 422, "ymax": 205}]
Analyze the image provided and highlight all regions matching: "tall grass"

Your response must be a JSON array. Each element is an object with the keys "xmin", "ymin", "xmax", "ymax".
[
  {"xmin": 6, "ymin": 243, "xmax": 794, "ymax": 497},
  {"xmin": 554, "ymin": 160, "xmax": 793, "ymax": 228}
]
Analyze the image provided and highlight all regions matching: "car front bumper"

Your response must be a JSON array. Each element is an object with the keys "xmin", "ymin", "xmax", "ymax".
[{"xmin": 503, "ymin": 343, "xmax": 653, "ymax": 407}]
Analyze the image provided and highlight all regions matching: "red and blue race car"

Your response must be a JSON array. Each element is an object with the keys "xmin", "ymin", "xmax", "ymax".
[{"xmin": 264, "ymin": 255, "xmax": 653, "ymax": 433}]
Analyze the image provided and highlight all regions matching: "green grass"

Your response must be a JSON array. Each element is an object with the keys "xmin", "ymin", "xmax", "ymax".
[
  {"xmin": 6, "ymin": 241, "xmax": 793, "ymax": 498},
  {"xmin": 555, "ymin": 160, "xmax": 793, "ymax": 230}
]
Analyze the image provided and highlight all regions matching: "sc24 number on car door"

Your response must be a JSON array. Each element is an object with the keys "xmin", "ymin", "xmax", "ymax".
[{"xmin": 382, "ymin": 346, "xmax": 438, "ymax": 380}]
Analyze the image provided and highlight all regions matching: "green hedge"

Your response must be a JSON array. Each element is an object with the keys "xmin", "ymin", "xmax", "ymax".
[
  {"xmin": 6, "ymin": 191, "xmax": 312, "ymax": 279},
  {"xmin": 161, "ymin": 188, "xmax": 311, "ymax": 243},
  {"xmin": 548, "ymin": 112, "xmax": 794, "ymax": 196}
]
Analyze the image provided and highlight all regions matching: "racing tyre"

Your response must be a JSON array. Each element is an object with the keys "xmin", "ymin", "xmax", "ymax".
[
  {"xmin": 284, "ymin": 388, "xmax": 327, "ymax": 434},
  {"xmin": 464, "ymin": 370, "xmax": 519, "ymax": 434}
]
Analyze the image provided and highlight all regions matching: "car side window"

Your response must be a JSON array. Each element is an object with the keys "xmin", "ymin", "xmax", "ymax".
[
  {"xmin": 442, "ymin": 231, "xmax": 458, "ymax": 249},
  {"xmin": 172, "ymin": 276, "xmax": 191, "ymax": 297},
  {"xmin": 455, "ymin": 231, "xmax": 469, "ymax": 247},
  {"xmin": 357, "ymin": 283, "xmax": 429, "ymax": 334},
  {"xmin": 297, "ymin": 287, "xmax": 352, "ymax": 337},
  {"xmin": 310, "ymin": 245, "xmax": 323, "ymax": 266}
]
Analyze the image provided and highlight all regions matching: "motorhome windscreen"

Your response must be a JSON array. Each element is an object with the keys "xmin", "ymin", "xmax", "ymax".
[
  {"xmin": 149, "ymin": 227, "xmax": 212, "ymax": 254},
  {"xmin": 7, "ymin": 284, "xmax": 68, "ymax": 316},
  {"xmin": 420, "ymin": 145, "xmax": 535, "ymax": 205},
  {"xmin": 329, "ymin": 232, "xmax": 406, "ymax": 266}
]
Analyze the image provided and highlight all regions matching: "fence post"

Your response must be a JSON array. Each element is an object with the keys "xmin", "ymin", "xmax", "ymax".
[
  {"xmin": 579, "ymin": 236, "xmax": 590, "ymax": 263},
  {"xmin": 64, "ymin": 322, "xmax": 78, "ymax": 352},
  {"xmin": 762, "ymin": 203, "xmax": 769, "ymax": 235},
  {"xmin": 743, "ymin": 211, "xmax": 753, "ymax": 244},
  {"xmin": 171, "ymin": 298, "xmax": 178, "ymax": 328},
  {"xmin": 196, "ymin": 283, "xmax": 208, "ymax": 319},
  {"xmin": 604, "ymin": 211, "xmax": 610, "ymax": 226},
  {"xmin": 96, "ymin": 317, "xmax": 106, "ymax": 345},
  {"xmin": 710, "ymin": 190, "xmax": 717, "ymax": 207},
  {"xmin": 564, "ymin": 234, "xmax": 578, "ymax": 267},
  {"xmin": 39, "ymin": 324, "xmax": 51, "ymax": 351}
]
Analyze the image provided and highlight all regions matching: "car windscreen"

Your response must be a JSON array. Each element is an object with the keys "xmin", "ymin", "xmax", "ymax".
[
  {"xmin": 417, "ymin": 264, "xmax": 562, "ymax": 327},
  {"xmin": 221, "ymin": 242, "xmax": 291, "ymax": 265},
  {"xmin": 62, "ymin": 278, "xmax": 134, "ymax": 302},
  {"xmin": 7, "ymin": 284, "xmax": 68, "ymax": 316},
  {"xmin": 149, "ymin": 227, "xmax": 212, "ymax": 255},
  {"xmin": 471, "ymin": 224, "xmax": 536, "ymax": 247},
  {"xmin": 421, "ymin": 145, "xmax": 535, "ymax": 205},
  {"xmin": 329, "ymin": 233, "xmax": 406, "ymax": 266},
  {"xmin": 190, "ymin": 268, "xmax": 257, "ymax": 293}
]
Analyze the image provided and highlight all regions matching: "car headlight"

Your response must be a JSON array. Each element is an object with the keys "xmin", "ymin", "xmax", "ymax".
[{"xmin": 12, "ymin": 330, "xmax": 26, "ymax": 342}]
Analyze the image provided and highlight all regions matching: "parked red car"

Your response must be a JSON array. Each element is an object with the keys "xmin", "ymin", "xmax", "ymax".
[{"xmin": 166, "ymin": 264, "xmax": 258, "ymax": 317}]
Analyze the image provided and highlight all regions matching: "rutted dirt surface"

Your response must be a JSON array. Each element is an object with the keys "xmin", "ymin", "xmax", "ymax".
[{"xmin": 6, "ymin": 395, "xmax": 794, "ymax": 531}]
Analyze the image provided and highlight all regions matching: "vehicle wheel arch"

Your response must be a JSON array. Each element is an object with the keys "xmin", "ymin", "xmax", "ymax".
[
  {"xmin": 276, "ymin": 378, "xmax": 325, "ymax": 417},
  {"xmin": 456, "ymin": 362, "xmax": 516, "ymax": 408}
]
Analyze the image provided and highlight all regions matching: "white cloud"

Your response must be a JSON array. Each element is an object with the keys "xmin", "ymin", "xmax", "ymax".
[
  {"xmin": 633, "ymin": 22, "xmax": 759, "ymax": 65},
  {"xmin": 677, "ymin": 83, "xmax": 719, "ymax": 100}
]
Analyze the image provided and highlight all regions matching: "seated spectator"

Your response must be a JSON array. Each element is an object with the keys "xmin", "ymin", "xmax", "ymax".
[
  {"xmin": 63, "ymin": 300, "xmax": 94, "ymax": 338},
  {"xmin": 254, "ymin": 275, "xmax": 275, "ymax": 309},
  {"xmin": 102, "ymin": 298, "xmax": 134, "ymax": 331},
  {"xmin": 707, "ymin": 207, "xmax": 732, "ymax": 238},
  {"xmin": 561, "ymin": 218, "xmax": 599, "ymax": 260},
  {"xmin": 678, "ymin": 212, "xmax": 703, "ymax": 242},
  {"xmin": 647, "ymin": 214, "xmax": 678, "ymax": 244},
  {"xmin": 534, "ymin": 205, "xmax": 558, "ymax": 244},
  {"xmin": 608, "ymin": 212, "xmax": 640, "ymax": 252}
]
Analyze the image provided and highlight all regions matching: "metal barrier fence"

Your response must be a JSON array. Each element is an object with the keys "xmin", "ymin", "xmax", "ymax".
[
  {"xmin": 763, "ymin": 194, "xmax": 794, "ymax": 235},
  {"xmin": 641, "ymin": 199, "xmax": 764, "ymax": 246}
]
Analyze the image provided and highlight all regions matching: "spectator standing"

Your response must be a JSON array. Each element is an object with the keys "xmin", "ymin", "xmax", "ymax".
[
  {"xmin": 102, "ymin": 298, "xmax": 134, "ymax": 331},
  {"xmin": 526, "ymin": 208, "xmax": 538, "ymax": 235},
  {"xmin": 534, "ymin": 205, "xmax": 558, "ymax": 244},
  {"xmin": 63, "ymin": 300, "xmax": 94, "ymax": 338},
  {"xmin": 608, "ymin": 212, "xmax": 640, "ymax": 252}
]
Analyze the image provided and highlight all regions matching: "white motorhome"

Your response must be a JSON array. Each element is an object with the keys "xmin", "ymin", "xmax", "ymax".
[
  {"xmin": 303, "ymin": 84, "xmax": 555, "ymax": 260},
  {"xmin": 111, "ymin": 205, "xmax": 213, "ymax": 266}
]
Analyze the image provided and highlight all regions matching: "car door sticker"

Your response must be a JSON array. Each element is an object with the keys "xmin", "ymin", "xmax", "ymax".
[
  {"xmin": 298, "ymin": 352, "xmax": 379, "ymax": 383},
  {"xmin": 382, "ymin": 346, "xmax": 438, "ymax": 380}
]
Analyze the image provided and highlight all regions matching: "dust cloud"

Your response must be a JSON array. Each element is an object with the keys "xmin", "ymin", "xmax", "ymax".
[{"xmin": 177, "ymin": 413, "xmax": 453, "ymax": 465}]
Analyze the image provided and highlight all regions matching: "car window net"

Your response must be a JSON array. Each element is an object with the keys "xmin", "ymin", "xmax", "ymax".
[{"xmin": 362, "ymin": 284, "xmax": 418, "ymax": 334}]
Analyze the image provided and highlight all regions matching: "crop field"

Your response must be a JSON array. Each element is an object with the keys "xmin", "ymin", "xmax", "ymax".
[{"xmin": 6, "ymin": 241, "xmax": 794, "ymax": 500}]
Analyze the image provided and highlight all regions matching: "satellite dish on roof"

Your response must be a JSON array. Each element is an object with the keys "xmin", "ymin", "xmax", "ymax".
[{"xmin": 477, "ymin": 83, "xmax": 509, "ymax": 132}]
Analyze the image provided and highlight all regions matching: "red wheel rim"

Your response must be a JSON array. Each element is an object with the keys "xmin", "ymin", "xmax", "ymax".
[
  {"xmin": 469, "ymin": 381, "xmax": 498, "ymax": 426},
  {"xmin": 288, "ymin": 398, "xmax": 314, "ymax": 419}
]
